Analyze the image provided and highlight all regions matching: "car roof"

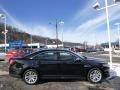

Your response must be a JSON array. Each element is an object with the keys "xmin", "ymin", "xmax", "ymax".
[
  {"xmin": 17, "ymin": 48, "xmax": 33, "ymax": 50},
  {"xmin": 38, "ymin": 48, "xmax": 70, "ymax": 51},
  {"xmin": 24, "ymin": 48, "xmax": 74, "ymax": 58}
]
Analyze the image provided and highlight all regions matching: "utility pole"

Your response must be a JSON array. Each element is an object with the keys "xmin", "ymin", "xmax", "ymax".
[
  {"xmin": 56, "ymin": 19, "xmax": 58, "ymax": 48},
  {"xmin": 0, "ymin": 14, "xmax": 7, "ymax": 53},
  {"xmin": 45, "ymin": 38, "xmax": 48, "ymax": 46},
  {"xmin": 30, "ymin": 34, "xmax": 32, "ymax": 48},
  {"xmin": 50, "ymin": 19, "xmax": 63, "ymax": 48},
  {"xmin": 92, "ymin": 0, "xmax": 120, "ymax": 68},
  {"xmin": 115, "ymin": 23, "xmax": 120, "ymax": 49},
  {"xmin": 59, "ymin": 21, "xmax": 64, "ymax": 48}
]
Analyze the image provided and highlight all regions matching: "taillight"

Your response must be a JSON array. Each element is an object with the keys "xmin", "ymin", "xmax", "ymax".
[
  {"xmin": 6, "ymin": 53, "xmax": 12, "ymax": 56},
  {"xmin": 9, "ymin": 60, "xmax": 16, "ymax": 65},
  {"xmin": 12, "ymin": 52, "xmax": 17, "ymax": 54}
]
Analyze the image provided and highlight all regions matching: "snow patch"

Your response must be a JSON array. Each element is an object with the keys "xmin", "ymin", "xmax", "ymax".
[{"xmin": 109, "ymin": 63, "xmax": 120, "ymax": 78}]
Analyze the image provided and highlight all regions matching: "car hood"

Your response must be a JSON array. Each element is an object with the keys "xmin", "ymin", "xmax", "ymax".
[{"xmin": 85, "ymin": 57, "xmax": 107, "ymax": 64}]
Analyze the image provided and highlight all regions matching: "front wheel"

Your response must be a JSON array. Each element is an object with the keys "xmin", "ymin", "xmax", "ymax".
[
  {"xmin": 23, "ymin": 69, "xmax": 39, "ymax": 85},
  {"xmin": 87, "ymin": 68, "xmax": 103, "ymax": 83}
]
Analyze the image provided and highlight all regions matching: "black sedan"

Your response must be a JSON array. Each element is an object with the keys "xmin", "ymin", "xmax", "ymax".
[{"xmin": 9, "ymin": 49, "xmax": 110, "ymax": 85}]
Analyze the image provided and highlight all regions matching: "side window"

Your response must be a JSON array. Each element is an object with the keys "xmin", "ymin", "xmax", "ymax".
[
  {"xmin": 33, "ymin": 51, "xmax": 57, "ymax": 60},
  {"xmin": 59, "ymin": 51, "xmax": 76, "ymax": 61}
]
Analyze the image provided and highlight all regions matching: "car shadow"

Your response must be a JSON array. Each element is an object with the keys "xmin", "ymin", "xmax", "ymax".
[{"xmin": 37, "ymin": 78, "xmax": 86, "ymax": 84}]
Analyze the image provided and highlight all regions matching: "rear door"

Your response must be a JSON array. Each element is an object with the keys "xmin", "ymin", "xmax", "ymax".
[{"xmin": 32, "ymin": 50, "xmax": 59, "ymax": 75}]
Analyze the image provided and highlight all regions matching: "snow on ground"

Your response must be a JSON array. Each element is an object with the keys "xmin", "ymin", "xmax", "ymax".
[
  {"xmin": 0, "ymin": 70, "xmax": 9, "ymax": 75},
  {"xmin": 100, "ymin": 54, "xmax": 120, "ymax": 57},
  {"xmin": 109, "ymin": 63, "xmax": 120, "ymax": 78}
]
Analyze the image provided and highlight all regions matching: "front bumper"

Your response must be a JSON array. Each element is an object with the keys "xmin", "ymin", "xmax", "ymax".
[{"xmin": 102, "ymin": 67, "xmax": 110, "ymax": 78}]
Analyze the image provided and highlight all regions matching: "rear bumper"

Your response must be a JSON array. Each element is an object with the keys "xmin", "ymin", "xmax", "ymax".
[
  {"xmin": 103, "ymin": 71, "xmax": 110, "ymax": 78},
  {"xmin": 9, "ymin": 73, "xmax": 21, "ymax": 78},
  {"xmin": 9, "ymin": 65, "xmax": 23, "ymax": 78},
  {"xmin": 5, "ymin": 57, "xmax": 10, "ymax": 61}
]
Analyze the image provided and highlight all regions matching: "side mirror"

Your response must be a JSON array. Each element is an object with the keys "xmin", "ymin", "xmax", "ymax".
[
  {"xmin": 75, "ymin": 57, "xmax": 81, "ymax": 62},
  {"xmin": 83, "ymin": 56, "xmax": 87, "ymax": 60},
  {"xmin": 30, "ymin": 57, "xmax": 33, "ymax": 59}
]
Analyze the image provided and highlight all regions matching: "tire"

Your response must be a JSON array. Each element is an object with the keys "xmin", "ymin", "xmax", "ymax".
[
  {"xmin": 23, "ymin": 69, "xmax": 39, "ymax": 85},
  {"xmin": 9, "ymin": 59, "xmax": 12, "ymax": 63},
  {"xmin": 87, "ymin": 68, "xmax": 103, "ymax": 83}
]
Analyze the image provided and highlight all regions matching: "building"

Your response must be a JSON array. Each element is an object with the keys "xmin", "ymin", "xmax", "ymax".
[
  {"xmin": 101, "ymin": 42, "xmax": 119, "ymax": 49},
  {"xmin": 0, "ymin": 43, "xmax": 45, "ymax": 49}
]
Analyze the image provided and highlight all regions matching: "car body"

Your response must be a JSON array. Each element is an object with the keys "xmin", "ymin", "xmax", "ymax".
[
  {"xmin": 0, "ymin": 48, "xmax": 9, "ymax": 60},
  {"xmin": 75, "ymin": 48, "xmax": 86, "ymax": 52},
  {"xmin": 70, "ymin": 48, "xmax": 86, "ymax": 52},
  {"xmin": 114, "ymin": 49, "xmax": 120, "ymax": 54},
  {"xmin": 9, "ymin": 49, "xmax": 110, "ymax": 85},
  {"xmin": 86, "ymin": 48, "xmax": 97, "ymax": 52},
  {"xmin": 5, "ymin": 48, "xmax": 33, "ymax": 61},
  {"xmin": 0, "ymin": 49, "xmax": 6, "ymax": 60}
]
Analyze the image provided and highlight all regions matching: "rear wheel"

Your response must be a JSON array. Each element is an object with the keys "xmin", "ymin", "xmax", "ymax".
[
  {"xmin": 87, "ymin": 68, "xmax": 103, "ymax": 83},
  {"xmin": 23, "ymin": 69, "xmax": 39, "ymax": 85}
]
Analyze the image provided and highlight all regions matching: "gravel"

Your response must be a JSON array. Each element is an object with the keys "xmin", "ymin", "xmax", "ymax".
[{"xmin": 0, "ymin": 61, "xmax": 120, "ymax": 90}]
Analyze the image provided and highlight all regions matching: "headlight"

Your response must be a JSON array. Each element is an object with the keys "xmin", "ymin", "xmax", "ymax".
[{"xmin": 102, "ymin": 63, "xmax": 109, "ymax": 67}]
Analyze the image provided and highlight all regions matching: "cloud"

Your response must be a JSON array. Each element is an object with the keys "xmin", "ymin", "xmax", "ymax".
[
  {"xmin": 0, "ymin": 6, "xmax": 30, "ymax": 31},
  {"xmin": 71, "ymin": 1, "xmax": 120, "ymax": 44},
  {"xmin": 0, "ymin": 1, "xmax": 120, "ymax": 45},
  {"xmin": 75, "ymin": 3, "xmax": 120, "ymax": 31},
  {"xmin": 62, "ymin": 28, "xmax": 118, "ymax": 45},
  {"xmin": 0, "ymin": 6, "xmax": 56, "ymax": 39},
  {"xmin": 73, "ymin": 0, "xmax": 96, "ymax": 21},
  {"xmin": 28, "ymin": 25, "xmax": 55, "ymax": 38}
]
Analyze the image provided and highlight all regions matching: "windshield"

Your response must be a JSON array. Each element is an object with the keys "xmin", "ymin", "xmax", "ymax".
[
  {"xmin": 68, "ymin": 50, "xmax": 86, "ymax": 60},
  {"xmin": 76, "ymin": 53, "xmax": 87, "ymax": 59}
]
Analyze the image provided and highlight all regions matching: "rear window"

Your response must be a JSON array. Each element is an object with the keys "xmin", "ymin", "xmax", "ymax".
[{"xmin": 17, "ymin": 49, "xmax": 33, "ymax": 54}]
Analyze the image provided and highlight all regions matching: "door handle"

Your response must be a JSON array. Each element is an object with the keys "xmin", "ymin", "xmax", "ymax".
[
  {"xmin": 57, "ymin": 62, "xmax": 67, "ymax": 64},
  {"xmin": 62, "ymin": 62, "xmax": 67, "ymax": 64}
]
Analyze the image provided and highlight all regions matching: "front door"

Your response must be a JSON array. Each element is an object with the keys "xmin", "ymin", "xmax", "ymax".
[{"xmin": 58, "ymin": 50, "xmax": 84, "ymax": 76}]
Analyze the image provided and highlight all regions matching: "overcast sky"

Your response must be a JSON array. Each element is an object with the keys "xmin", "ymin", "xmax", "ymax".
[{"xmin": 0, "ymin": 0, "xmax": 120, "ymax": 45}]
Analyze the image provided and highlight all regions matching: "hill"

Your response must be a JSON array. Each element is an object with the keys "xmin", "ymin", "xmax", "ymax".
[
  {"xmin": 0, "ymin": 23, "xmax": 83, "ymax": 47},
  {"xmin": 0, "ymin": 23, "xmax": 62, "ymax": 45}
]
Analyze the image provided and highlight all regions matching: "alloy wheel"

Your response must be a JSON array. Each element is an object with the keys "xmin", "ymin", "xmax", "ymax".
[
  {"xmin": 88, "ymin": 68, "xmax": 102, "ymax": 83},
  {"xmin": 23, "ymin": 69, "xmax": 38, "ymax": 85}
]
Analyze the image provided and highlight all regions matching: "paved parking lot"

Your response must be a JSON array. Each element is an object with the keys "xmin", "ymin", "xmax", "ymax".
[
  {"xmin": 0, "ymin": 60, "xmax": 120, "ymax": 90},
  {"xmin": 0, "ymin": 74, "xmax": 117, "ymax": 90}
]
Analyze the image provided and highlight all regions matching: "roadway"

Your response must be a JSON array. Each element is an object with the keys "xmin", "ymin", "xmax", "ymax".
[{"xmin": 81, "ymin": 52, "xmax": 120, "ymax": 63}]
